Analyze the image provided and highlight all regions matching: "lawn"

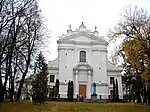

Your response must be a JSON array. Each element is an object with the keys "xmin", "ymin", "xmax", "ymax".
[{"xmin": 0, "ymin": 101, "xmax": 150, "ymax": 112}]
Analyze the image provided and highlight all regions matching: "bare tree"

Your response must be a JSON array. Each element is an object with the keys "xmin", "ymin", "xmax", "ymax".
[
  {"xmin": 0, "ymin": 0, "xmax": 49, "ymax": 102},
  {"xmin": 108, "ymin": 6, "xmax": 150, "ymax": 104}
]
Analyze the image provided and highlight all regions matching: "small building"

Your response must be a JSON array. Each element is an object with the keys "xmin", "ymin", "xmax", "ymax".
[{"xmin": 15, "ymin": 75, "xmax": 33, "ymax": 100}]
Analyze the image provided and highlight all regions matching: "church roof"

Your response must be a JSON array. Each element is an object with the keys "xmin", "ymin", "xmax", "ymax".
[
  {"xmin": 107, "ymin": 60, "xmax": 122, "ymax": 72},
  {"xmin": 57, "ymin": 22, "xmax": 108, "ymax": 46},
  {"xmin": 79, "ymin": 22, "xmax": 87, "ymax": 31},
  {"xmin": 48, "ymin": 58, "xmax": 59, "ymax": 68}
]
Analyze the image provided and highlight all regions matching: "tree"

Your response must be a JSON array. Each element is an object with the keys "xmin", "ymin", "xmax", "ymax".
[
  {"xmin": 55, "ymin": 79, "xmax": 60, "ymax": 98},
  {"xmin": 67, "ymin": 81, "xmax": 70, "ymax": 101},
  {"xmin": 0, "ymin": 0, "xmax": 49, "ymax": 102},
  {"xmin": 142, "ymin": 81, "xmax": 147, "ymax": 103},
  {"xmin": 67, "ymin": 80, "xmax": 73, "ymax": 101},
  {"xmin": 122, "ymin": 63, "xmax": 133, "ymax": 102},
  {"xmin": 116, "ymin": 79, "xmax": 119, "ymax": 101},
  {"xmin": 70, "ymin": 81, "xmax": 74, "ymax": 101},
  {"xmin": 147, "ymin": 79, "xmax": 150, "ymax": 104},
  {"xmin": 31, "ymin": 52, "xmax": 48, "ymax": 104},
  {"xmin": 112, "ymin": 79, "xmax": 116, "ymax": 102},
  {"xmin": 108, "ymin": 6, "xmax": 150, "ymax": 104},
  {"xmin": 15, "ymin": 0, "xmax": 47, "ymax": 101}
]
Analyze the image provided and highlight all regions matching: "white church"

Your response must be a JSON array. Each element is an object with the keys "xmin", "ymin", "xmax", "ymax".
[{"xmin": 48, "ymin": 22, "xmax": 123, "ymax": 100}]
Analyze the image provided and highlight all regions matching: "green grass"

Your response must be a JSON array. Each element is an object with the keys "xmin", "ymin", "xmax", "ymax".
[{"xmin": 0, "ymin": 101, "xmax": 150, "ymax": 112}]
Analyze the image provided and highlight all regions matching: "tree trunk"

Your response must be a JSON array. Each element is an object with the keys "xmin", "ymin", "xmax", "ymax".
[
  {"xmin": 16, "ymin": 61, "xmax": 30, "ymax": 101},
  {"xmin": 0, "ymin": 57, "xmax": 4, "ymax": 102},
  {"xmin": 0, "ymin": 86, "xmax": 4, "ymax": 102},
  {"xmin": 147, "ymin": 80, "xmax": 150, "ymax": 105},
  {"xmin": 4, "ymin": 57, "xmax": 9, "ymax": 94},
  {"xmin": 143, "ymin": 84, "xmax": 147, "ymax": 104},
  {"xmin": 132, "ymin": 93, "xmax": 135, "ymax": 102},
  {"xmin": 9, "ymin": 79, "xmax": 14, "ymax": 102},
  {"xmin": 128, "ymin": 86, "xmax": 131, "ymax": 102}
]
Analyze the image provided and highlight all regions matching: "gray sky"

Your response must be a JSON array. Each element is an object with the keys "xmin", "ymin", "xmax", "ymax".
[{"xmin": 38, "ymin": 0, "xmax": 150, "ymax": 61}]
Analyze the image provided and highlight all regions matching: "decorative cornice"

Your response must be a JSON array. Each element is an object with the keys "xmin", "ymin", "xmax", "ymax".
[
  {"xmin": 57, "ymin": 40, "xmax": 108, "ymax": 46},
  {"xmin": 107, "ymin": 74, "xmax": 121, "ymax": 76},
  {"xmin": 107, "ymin": 69, "xmax": 122, "ymax": 72},
  {"xmin": 58, "ymin": 48, "xmax": 74, "ymax": 51},
  {"xmin": 60, "ymin": 82, "xmax": 68, "ymax": 85},
  {"xmin": 77, "ymin": 48, "xmax": 91, "ymax": 51},
  {"xmin": 58, "ymin": 47, "xmax": 107, "ymax": 52},
  {"xmin": 92, "ymin": 49, "xmax": 107, "ymax": 52},
  {"xmin": 49, "ymin": 67, "xmax": 59, "ymax": 70},
  {"xmin": 95, "ymin": 83, "xmax": 108, "ymax": 86},
  {"xmin": 78, "ymin": 81, "xmax": 87, "ymax": 83}
]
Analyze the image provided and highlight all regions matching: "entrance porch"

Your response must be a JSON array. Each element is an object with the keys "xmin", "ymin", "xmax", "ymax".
[{"xmin": 73, "ymin": 63, "xmax": 93, "ymax": 99}]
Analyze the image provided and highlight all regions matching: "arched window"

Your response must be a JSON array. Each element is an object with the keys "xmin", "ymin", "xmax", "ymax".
[{"xmin": 79, "ymin": 51, "xmax": 86, "ymax": 62}]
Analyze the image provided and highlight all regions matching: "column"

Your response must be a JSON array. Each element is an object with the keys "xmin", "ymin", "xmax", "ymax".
[
  {"xmin": 87, "ymin": 70, "xmax": 92, "ymax": 99},
  {"xmin": 75, "ymin": 70, "xmax": 79, "ymax": 96}
]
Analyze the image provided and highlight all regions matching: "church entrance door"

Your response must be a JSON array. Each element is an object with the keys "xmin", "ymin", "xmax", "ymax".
[{"xmin": 79, "ymin": 84, "xmax": 86, "ymax": 98}]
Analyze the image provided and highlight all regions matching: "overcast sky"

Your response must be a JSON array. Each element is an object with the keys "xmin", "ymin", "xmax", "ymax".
[{"xmin": 38, "ymin": 0, "xmax": 150, "ymax": 61}]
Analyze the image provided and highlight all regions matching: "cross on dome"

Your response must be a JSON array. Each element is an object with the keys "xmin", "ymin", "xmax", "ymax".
[
  {"xmin": 94, "ymin": 25, "xmax": 99, "ymax": 36},
  {"xmin": 69, "ymin": 24, "xmax": 72, "ymax": 30},
  {"xmin": 95, "ymin": 26, "xmax": 97, "ymax": 31}
]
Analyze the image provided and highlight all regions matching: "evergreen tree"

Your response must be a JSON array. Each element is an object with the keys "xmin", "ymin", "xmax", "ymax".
[
  {"xmin": 32, "ymin": 52, "xmax": 48, "ymax": 104},
  {"xmin": 55, "ymin": 79, "xmax": 60, "ymax": 98},
  {"xmin": 70, "ymin": 81, "xmax": 74, "ymax": 101},
  {"xmin": 67, "ymin": 81, "xmax": 71, "ymax": 101},
  {"xmin": 53, "ymin": 86, "xmax": 57, "ymax": 99},
  {"xmin": 112, "ymin": 79, "xmax": 116, "ymax": 102},
  {"xmin": 116, "ymin": 79, "xmax": 119, "ymax": 101}
]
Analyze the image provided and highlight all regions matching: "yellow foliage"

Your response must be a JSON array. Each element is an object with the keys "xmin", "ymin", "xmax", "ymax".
[{"xmin": 122, "ymin": 38, "xmax": 150, "ymax": 82}]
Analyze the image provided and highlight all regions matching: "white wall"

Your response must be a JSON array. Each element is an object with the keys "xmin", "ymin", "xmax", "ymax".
[
  {"xmin": 96, "ymin": 86, "xmax": 109, "ymax": 99},
  {"xmin": 78, "ymin": 71, "xmax": 88, "ymax": 82},
  {"xmin": 58, "ymin": 47, "xmax": 74, "ymax": 82},
  {"xmin": 91, "ymin": 50, "xmax": 107, "ymax": 84},
  {"xmin": 59, "ymin": 84, "xmax": 68, "ymax": 98},
  {"xmin": 48, "ymin": 32, "xmax": 123, "ymax": 99}
]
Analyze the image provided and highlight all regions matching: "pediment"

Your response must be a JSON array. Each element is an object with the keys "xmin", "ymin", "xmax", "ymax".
[
  {"xmin": 73, "ymin": 63, "xmax": 93, "ymax": 71},
  {"xmin": 57, "ymin": 31, "xmax": 108, "ymax": 45}
]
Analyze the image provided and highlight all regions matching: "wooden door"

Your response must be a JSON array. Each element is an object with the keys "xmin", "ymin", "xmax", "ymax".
[{"xmin": 79, "ymin": 84, "xmax": 86, "ymax": 98}]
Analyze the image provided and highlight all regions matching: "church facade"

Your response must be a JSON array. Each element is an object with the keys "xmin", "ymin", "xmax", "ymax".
[{"xmin": 48, "ymin": 22, "xmax": 123, "ymax": 100}]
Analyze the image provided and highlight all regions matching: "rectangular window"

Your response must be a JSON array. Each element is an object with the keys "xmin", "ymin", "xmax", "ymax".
[
  {"xmin": 110, "ymin": 77, "xmax": 114, "ymax": 84},
  {"xmin": 80, "ymin": 51, "xmax": 86, "ymax": 62},
  {"xmin": 50, "ymin": 75, "xmax": 55, "ymax": 82}
]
